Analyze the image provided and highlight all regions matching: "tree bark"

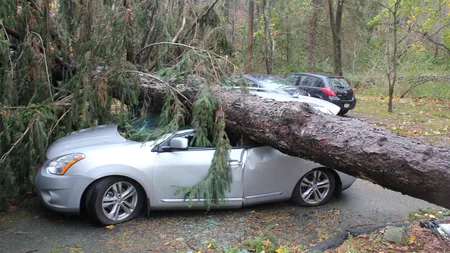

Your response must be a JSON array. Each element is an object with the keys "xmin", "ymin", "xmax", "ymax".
[
  {"xmin": 138, "ymin": 74, "xmax": 450, "ymax": 209},
  {"xmin": 307, "ymin": 0, "xmax": 321, "ymax": 72},
  {"xmin": 246, "ymin": 0, "xmax": 254, "ymax": 73},
  {"xmin": 262, "ymin": 0, "xmax": 273, "ymax": 74},
  {"xmin": 328, "ymin": 0, "xmax": 344, "ymax": 76}
]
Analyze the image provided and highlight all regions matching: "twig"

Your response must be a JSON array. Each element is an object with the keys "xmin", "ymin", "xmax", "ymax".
[
  {"xmin": 185, "ymin": 238, "xmax": 197, "ymax": 251},
  {"xmin": 119, "ymin": 70, "xmax": 193, "ymax": 107},
  {"xmin": 172, "ymin": 2, "xmax": 187, "ymax": 43},
  {"xmin": 206, "ymin": 51, "xmax": 219, "ymax": 81},
  {"xmin": 136, "ymin": 41, "xmax": 238, "ymax": 69},
  {"xmin": 0, "ymin": 116, "xmax": 38, "ymax": 164},
  {"xmin": 30, "ymin": 31, "xmax": 54, "ymax": 102},
  {"xmin": 187, "ymin": 1, "xmax": 199, "ymax": 46},
  {"xmin": 0, "ymin": 20, "xmax": 14, "ymax": 78},
  {"xmin": 182, "ymin": 0, "xmax": 220, "ymax": 41},
  {"xmin": 46, "ymin": 108, "xmax": 71, "ymax": 147}
]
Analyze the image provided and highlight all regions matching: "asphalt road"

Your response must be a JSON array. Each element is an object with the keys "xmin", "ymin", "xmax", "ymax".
[{"xmin": 0, "ymin": 179, "xmax": 440, "ymax": 253}]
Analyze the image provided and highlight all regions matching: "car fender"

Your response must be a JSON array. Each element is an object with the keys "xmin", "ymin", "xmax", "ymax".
[{"xmin": 82, "ymin": 164, "xmax": 153, "ymax": 204}]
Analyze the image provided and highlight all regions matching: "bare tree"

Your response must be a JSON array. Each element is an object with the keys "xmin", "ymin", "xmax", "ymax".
[
  {"xmin": 382, "ymin": 0, "xmax": 402, "ymax": 113},
  {"xmin": 328, "ymin": 0, "xmax": 344, "ymax": 76},
  {"xmin": 307, "ymin": 0, "xmax": 323, "ymax": 72},
  {"xmin": 262, "ymin": 0, "xmax": 274, "ymax": 74},
  {"xmin": 246, "ymin": 0, "xmax": 255, "ymax": 73}
]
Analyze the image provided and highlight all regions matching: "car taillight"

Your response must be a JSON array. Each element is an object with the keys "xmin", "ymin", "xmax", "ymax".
[{"xmin": 320, "ymin": 88, "xmax": 336, "ymax": 97}]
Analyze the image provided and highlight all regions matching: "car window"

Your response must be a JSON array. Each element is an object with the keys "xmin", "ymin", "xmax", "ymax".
[
  {"xmin": 178, "ymin": 132, "xmax": 214, "ymax": 149},
  {"xmin": 283, "ymin": 75, "xmax": 298, "ymax": 85},
  {"xmin": 300, "ymin": 76, "xmax": 322, "ymax": 87},
  {"xmin": 258, "ymin": 78, "xmax": 295, "ymax": 89},
  {"xmin": 227, "ymin": 128, "xmax": 259, "ymax": 148},
  {"xmin": 328, "ymin": 78, "xmax": 351, "ymax": 89},
  {"xmin": 171, "ymin": 130, "xmax": 248, "ymax": 150},
  {"xmin": 245, "ymin": 79, "xmax": 259, "ymax": 88}
]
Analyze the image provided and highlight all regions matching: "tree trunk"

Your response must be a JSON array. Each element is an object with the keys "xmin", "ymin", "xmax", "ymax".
[
  {"xmin": 262, "ymin": 0, "xmax": 273, "ymax": 74},
  {"xmin": 386, "ymin": 1, "xmax": 400, "ymax": 113},
  {"xmin": 307, "ymin": 0, "xmax": 321, "ymax": 72},
  {"xmin": 328, "ymin": 0, "xmax": 344, "ymax": 76},
  {"xmin": 138, "ymin": 74, "xmax": 450, "ymax": 210},
  {"xmin": 246, "ymin": 0, "xmax": 254, "ymax": 73},
  {"xmin": 231, "ymin": 0, "xmax": 238, "ymax": 44}
]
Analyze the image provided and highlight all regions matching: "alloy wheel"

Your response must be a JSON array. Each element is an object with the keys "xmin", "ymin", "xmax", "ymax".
[
  {"xmin": 299, "ymin": 170, "xmax": 331, "ymax": 204},
  {"xmin": 102, "ymin": 181, "xmax": 138, "ymax": 221}
]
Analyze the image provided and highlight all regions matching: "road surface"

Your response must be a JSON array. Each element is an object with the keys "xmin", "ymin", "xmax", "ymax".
[{"xmin": 0, "ymin": 179, "xmax": 441, "ymax": 253}]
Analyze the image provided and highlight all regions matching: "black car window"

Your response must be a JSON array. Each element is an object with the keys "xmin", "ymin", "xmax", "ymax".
[
  {"xmin": 300, "ymin": 76, "xmax": 321, "ymax": 87},
  {"xmin": 284, "ymin": 75, "xmax": 298, "ymax": 85},
  {"xmin": 316, "ymin": 80, "xmax": 325, "ymax": 88},
  {"xmin": 328, "ymin": 78, "xmax": 351, "ymax": 90}
]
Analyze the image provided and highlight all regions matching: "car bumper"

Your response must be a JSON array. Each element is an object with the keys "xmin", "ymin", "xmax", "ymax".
[
  {"xmin": 337, "ymin": 171, "xmax": 357, "ymax": 190},
  {"xmin": 34, "ymin": 162, "xmax": 94, "ymax": 213},
  {"xmin": 329, "ymin": 98, "xmax": 357, "ymax": 111}
]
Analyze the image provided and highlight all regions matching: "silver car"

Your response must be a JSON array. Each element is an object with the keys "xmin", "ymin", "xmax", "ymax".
[{"xmin": 35, "ymin": 123, "xmax": 356, "ymax": 225}]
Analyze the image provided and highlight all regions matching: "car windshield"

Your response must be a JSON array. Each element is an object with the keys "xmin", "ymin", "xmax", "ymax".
[
  {"xmin": 131, "ymin": 113, "xmax": 160, "ymax": 131},
  {"xmin": 258, "ymin": 78, "xmax": 295, "ymax": 90},
  {"xmin": 328, "ymin": 78, "xmax": 351, "ymax": 90}
]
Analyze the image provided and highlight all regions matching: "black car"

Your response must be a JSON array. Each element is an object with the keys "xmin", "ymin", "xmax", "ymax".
[
  {"xmin": 241, "ymin": 74, "xmax": 310, "ymax": 97},
  {"xmin": 284, "ymin": 73, "xmax": 356, "ymax": 115}
]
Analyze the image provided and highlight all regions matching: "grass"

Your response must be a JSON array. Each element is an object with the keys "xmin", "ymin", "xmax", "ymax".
[
  {"xmin": 353, "ymin": 82, "xmax": 450, "ymax": 146},
  {"xmin": 360, "ymin": 80, "xmax": 450, "ymax": 99}
]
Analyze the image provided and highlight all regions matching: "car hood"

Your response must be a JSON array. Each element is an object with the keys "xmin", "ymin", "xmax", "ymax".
[
  {"xmin": 46, "ymin": 124, "xmax": 129, "ymax": 159},
  {"xmin": 252, "ymin": 91, "xmax": 340, "ymax": 115}
]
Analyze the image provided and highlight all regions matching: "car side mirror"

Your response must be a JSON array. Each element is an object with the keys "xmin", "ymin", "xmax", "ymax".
[{"xmin": 169, "ymin": 137, "xmax": 188, "ymax": 150}]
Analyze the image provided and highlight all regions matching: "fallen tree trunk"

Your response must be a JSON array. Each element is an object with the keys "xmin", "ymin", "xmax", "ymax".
[{"xmin": 139, "ymin": 74, "xmax": 450, "ymax": 209}]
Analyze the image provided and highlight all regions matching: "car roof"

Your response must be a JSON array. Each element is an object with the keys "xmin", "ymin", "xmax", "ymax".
[
  {"xmin": 244, "ymin": 74, "xmax": 282, "ymax": 81},
  {"xmin": 286, "ymin": 73, "xmax": 345, "ymax": 79}
]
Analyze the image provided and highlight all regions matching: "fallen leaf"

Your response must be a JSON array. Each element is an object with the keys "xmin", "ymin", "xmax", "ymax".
[
  {"xmin": 409, "ymin": 235, "xmax": 416, "ymax": 244},
  {"xmin": 263, "ymin": 240, "xmax": 272, "ymax": 248},
  {"xmin": 105, "ymin": 225, "xmax": 115, "ymax": 230}
]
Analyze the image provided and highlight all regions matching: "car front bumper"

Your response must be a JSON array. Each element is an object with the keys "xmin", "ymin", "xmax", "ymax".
[{"xmin": 34, "ymin": 162, "xmax": 94, "ymax": 213}]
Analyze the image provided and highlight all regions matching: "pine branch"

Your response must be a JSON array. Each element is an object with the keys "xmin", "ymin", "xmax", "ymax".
[
  {"xmin": 0, "ymin": 116, "xmax": 38, "ymax": 164},
  {"xmin": 30, "ymin": 32, "xmax": 53, "ymax": 102},
  {"xmin": 1, "ymin": 21, "xmax": 14, "ymax": 78}
]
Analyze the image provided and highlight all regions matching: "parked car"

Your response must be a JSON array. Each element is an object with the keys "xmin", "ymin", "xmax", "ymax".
[
  {"xmin": 283, "ymin": 73, "xmax": 357, "ymax": 115},
  {"xmin": 240, "ymin": 74, "xmax": 311, "ymax": 97},
  {"xmin": 35, "ymin": 92, "xmax": 356, "ymax": 226},
  {"xmin": 230, "ymin": 74, "xmax": 341, "ymax": 115},
  {"xmin": 252, "ymin": 91, "xmax": 341, "ymax": 115}
]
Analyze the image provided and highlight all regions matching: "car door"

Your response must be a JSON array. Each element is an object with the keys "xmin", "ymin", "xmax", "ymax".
[
  {"xmin": 284, "ymin": 74, "xmax": 300, "ymax": 86},
  {"xmin": 151, "ymin": 130, "xmax": 246, "ymax": 209},
  {"xmin": 299, "ymin": 76, "xmax": 324, "ymax": 98}
]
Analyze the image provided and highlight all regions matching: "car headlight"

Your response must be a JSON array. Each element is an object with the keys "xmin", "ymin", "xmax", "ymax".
[{"xmin": 46, "ymin": 153, "xmax": 85, "ymax": 175}]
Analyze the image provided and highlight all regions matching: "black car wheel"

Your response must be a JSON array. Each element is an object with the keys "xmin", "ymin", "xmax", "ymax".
[
  {"xmin": 338, "ymin": 109, "xmax": 349, "ymax": 116},
  {"xmin": 292, "ymin": 168, "xmax": 336, "ymax": 206},
  {"xmin": 87, "ymin": 177, "xmax": 144, "ymax": 225}
]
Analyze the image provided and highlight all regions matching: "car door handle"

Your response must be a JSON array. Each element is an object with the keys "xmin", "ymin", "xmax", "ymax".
[{"xmin": 228, "ymin": 160, "xmax": 242, "ymax": 166}]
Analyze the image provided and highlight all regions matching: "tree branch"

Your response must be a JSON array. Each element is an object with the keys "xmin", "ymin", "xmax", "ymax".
[{"xmin": 182, "ymin": 0, "xmax": 220, "ymax": 41}]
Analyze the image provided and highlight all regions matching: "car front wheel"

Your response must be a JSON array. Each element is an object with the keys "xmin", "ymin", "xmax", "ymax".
[
  {"xmin": 292, "ymin": 169, "xmax": 336, "ymax": 206},
  {"xmin": 88, "ymin": 177, "xmax": 144, "ymax": 225}
]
